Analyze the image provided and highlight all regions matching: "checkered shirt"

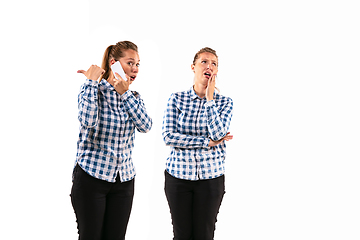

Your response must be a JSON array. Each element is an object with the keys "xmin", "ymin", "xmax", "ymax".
[
  {"xmin": 75, "ymin": 79, "xmax": 152, "ymax": 183},
  {"xmin": 162, "ymin": 87, "xmax": 233, "ymax": 180}
]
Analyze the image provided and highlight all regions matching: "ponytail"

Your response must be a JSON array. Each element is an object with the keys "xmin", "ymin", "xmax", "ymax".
[{"xmin": 100, "ymin": 45, "xmax": 114, "ymax": 81}]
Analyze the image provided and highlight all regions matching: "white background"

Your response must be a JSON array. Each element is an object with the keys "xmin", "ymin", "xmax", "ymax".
[{"xmin": 1, "ymin": 0, "xmax": 359, "ymax": 239}]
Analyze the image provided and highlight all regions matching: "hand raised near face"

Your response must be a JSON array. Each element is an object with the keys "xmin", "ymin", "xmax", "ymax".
[
  {"xmin": 206, "ymin": 74, "xmax": 216, "ymax": 101},
  {"xmin": 77, "ymin": 65, "xmax": 105, "ymax": 82},
  {"xmin": 113, "ymin": 72, "xmax": 130, "ymax": 95}
]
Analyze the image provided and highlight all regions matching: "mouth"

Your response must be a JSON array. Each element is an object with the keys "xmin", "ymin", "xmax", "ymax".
[
  {"xmin": 130, "ymin": 76, "xmax": 136, "ymax": 81},
  {"xmin": 204, "ymin": 72, "xmax": 212, "ymax": 79}
]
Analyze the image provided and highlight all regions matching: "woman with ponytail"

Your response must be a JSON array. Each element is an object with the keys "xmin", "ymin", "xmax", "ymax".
[{"xmin": 71, "ymin": 41, "xmax": 152, "ymax": 240}]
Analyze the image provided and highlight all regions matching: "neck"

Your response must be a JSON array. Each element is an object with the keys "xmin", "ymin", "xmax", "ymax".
[{"xmin": 193, "ymin": 82, "xmax": 206, "ymax": 98}]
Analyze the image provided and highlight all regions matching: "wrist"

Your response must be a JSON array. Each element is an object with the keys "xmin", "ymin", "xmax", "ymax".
[
  {"xmin": 86, "ymin": 79, "xmax": 99, "ymax": 87},
  {"xmin": 120, "ymin": 89, "xmax": 131, "ymax": 99},
  {"xmin": 116, "ymin": 88, "xmax": 129, "ymax": 95}
]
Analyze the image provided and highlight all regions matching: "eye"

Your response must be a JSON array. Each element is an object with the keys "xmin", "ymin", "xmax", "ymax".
[
  {"xmin": 201, "ymin": 60, "xmax": 207, "ymax": 64},
  {"xmin": 128, "ymin": 62, "xmax": 133, "ymax": 66},
  {"xmin": 212, "ymin": 62, "xmax": 217, "ymax": 66},
  {"xmin": 136, "ymin": 63, "xmax": 140, "ymax": 67}
]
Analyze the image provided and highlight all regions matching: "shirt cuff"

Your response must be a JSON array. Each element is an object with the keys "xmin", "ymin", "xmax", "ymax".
[
  {"xmin": 205, "ymin": 100, "xmax": 215, "ymax": 106},
  {"xmin": 120, "ymin": 89, "xmax": 133, "ymax": 100},
  {"xmin": 203, "ymin": 138, "xmax": 210, "ymax": 148},
  {"xmin": 85, "ymin": 79, "xmax": 99, "ymax": 87}
]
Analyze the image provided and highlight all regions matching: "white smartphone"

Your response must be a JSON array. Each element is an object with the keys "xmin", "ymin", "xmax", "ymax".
[{"xmin": 111, "ymin": 61, "xmax": 127, "ymax": 81}]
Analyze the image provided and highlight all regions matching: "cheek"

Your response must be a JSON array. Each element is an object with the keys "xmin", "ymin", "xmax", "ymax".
[
  {"xmin": 123, "ymin": 65, "xmax": 131, "ymax": 74},
  {"xmin": 195, "ymin": 67, "xmax": 204, "ymax": 75}
]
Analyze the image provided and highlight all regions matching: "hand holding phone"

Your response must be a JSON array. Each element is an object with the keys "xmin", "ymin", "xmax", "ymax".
[{"xmin": 111, "ymin": 61, "xmax": 127, "ymax": 81}]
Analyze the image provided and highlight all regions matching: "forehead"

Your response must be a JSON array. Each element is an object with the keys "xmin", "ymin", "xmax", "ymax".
[
  {"xmin": 122, "ymin": 49, "xmax": 140, "ymax": 61},
  {"xmin": 198, "ymin": 52, "xmax": 218, "ymax": 62}
]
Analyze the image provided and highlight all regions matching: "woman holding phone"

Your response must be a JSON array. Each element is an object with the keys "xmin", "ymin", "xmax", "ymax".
[
  {"xmin": 162, "ymin": 47, "xmax": 233, "ymax": 239},
  {"xmin": 71, "ymin": 41, "xmax": 152, "ymax": 240}
]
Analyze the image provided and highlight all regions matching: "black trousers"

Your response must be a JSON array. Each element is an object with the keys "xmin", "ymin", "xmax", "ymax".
[
  {"xmin": 70, "ymin": 164, "xmax": 134, "ymax": 240},
  {"xmin": 164, "ymin": 171, "xmax": 225, "ymax": 240}
]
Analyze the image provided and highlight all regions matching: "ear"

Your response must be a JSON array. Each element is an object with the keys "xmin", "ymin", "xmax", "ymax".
[
  {"xmin": 110, "ymin": 58, "xmax": 116, "ymax": 66},
  {"xmin": 191, "ymin": 64, "xmax": 195, "ymax": 73}
]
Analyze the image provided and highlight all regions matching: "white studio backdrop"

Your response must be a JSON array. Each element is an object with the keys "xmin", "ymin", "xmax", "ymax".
[{"xmin": 0, "ymin": 0, "xmax": 359, "ymax": 239}]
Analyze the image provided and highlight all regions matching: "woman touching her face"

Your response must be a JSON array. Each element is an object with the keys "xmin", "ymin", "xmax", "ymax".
[
  {"xmin": 191, "ymin": 51, "xmax": 218, "ymax": 100},
  {"xmin": 162, "ymin": 47, "xmax": 234, "ymax": 240}
]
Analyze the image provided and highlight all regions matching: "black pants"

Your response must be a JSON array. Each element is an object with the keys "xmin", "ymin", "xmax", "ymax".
[
  {"xmin": 164, "ymin": 171, "xmax": 225, "ymax": 240},
  {"xmin": 70, "ymin": 164, "xmax": 134, "ymax": 240}
]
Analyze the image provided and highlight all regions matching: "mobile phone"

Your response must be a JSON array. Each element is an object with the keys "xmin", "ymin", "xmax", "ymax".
[{"xmin": 111, "ymin": 61, "xmax": 127, "ymax": 81}]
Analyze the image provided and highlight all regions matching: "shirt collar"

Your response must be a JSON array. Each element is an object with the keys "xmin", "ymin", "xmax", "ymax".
[
  {"xmin": 189, "ymin": 86, "xmax": 199, "ymax": 100},
  {"xmin": 99, "ymin": 79, "xmax": 115, "ymax": 92},
  {"xmin": 189, "ymin": 86, "xmax": 216, "ymax": 101}
]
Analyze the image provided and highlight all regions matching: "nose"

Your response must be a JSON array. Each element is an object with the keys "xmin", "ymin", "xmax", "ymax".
[{"xmin": 132, "ymin": 65, "xmax": 139, "ymax": 73}]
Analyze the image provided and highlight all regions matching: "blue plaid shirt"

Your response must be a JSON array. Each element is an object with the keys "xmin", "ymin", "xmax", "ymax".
[
  {"xmin": 75, "ymin": 79, "xmax": 152, "ymax": 183},
  {"xmin": 162, "ymin": 87, "xmax": 233, "ymax": 180}
]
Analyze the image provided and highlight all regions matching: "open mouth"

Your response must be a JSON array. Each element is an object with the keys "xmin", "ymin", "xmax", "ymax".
[
  {"xmin": 204, "ymin": 72, "xmax": 211, "ymax": 79},
  {"xmin": 130, "ymin": 76, "xmax": 136, "ymax": 81}
]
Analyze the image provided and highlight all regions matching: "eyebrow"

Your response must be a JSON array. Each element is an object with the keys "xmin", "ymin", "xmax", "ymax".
[
  {"xmin": 126, "ymin": 58, "xmax": 140, "ymax": 62},
  {"xmin": 201, "ymin": 58, "xmax": 217, "ymax": 63}
]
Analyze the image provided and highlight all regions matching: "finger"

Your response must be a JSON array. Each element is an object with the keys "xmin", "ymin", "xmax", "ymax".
[
  {"xmin": 225, "ymin": 133, "xmax": 233, "ymax": 138},
  {"xmin": 225, "ymin": 135, "xmax": 234, "ymax": 141},
  {"xmin": 112, "ymin": 77, "xmax": 119, "ymax": 84},
  {"xmin": 125, "ymin": 74, "xmax": 130, "ymax": 82},
  {"xmin": 222, "ymin": 133, "xmax": 233, "ymax": 141},
  {"xmin": 212, "ymin": 74, "xmax": 216, "ymax": 80},
  {"xmin": 77, "ymin": 70, "xmax": 86, "ymax": 74}
]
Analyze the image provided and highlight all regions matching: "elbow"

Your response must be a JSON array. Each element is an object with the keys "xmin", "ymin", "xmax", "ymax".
[
  {"xmin": 162, "ymin": 132, "xmax": 173, "ymax": 146},
  {"xmin": 78, "ymin": 115, "xmax": 97, "ymax": 129},
  {"xmin": 138, "ymin": 125, "xmax": 151, "ymax": 133},
  {"xmin": 79, "ymin": 121, "xmax": 97, "ymax": 129},
  {"xmin": 163, "ymin": 135, "xmax": 171, "ymax": 146},
  {"xmin": 137, "ymin": 119, "xmax": 152, "ymax": 133}
]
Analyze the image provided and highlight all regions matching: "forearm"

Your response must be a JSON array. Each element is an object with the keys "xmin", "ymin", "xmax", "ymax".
[
  {"xmin": 163, "ymin": 131, "xmax": 210, "ymax": 149},
  {"xmin": 205, "ymin": 100, "xmax": 233, "ymax": 141},
  {"xmin": 121, "ymin": 90, "xmax": 152, "ymax": 133},
  {"xmin": 78, "ymin": 79, "xmax": 99, "ymax": 128}
]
